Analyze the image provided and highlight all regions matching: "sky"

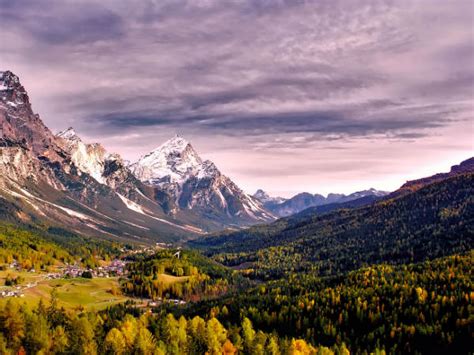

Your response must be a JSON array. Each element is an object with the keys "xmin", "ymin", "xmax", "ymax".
[{"xmin": 0, "ymin": 0, "xmax": 473, "ymax": 197}]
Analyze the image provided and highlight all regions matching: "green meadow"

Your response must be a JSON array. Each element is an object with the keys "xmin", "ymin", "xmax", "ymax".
[{"xmin": 0, "ymin": 275, "xmax": 130, "ymax": 310}]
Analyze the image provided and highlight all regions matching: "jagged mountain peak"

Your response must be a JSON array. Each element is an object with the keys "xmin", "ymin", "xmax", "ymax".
[
  {"xmin": 57, "ymin": 127, "xmax": 81, "ymax": 142},
  {"xmin": 0, "ymin": 70, "xmax": 63, "ymax": 161},
  {"xmin": 0, "ymin": 70, "xmax": 21, "ymax": 89},
  {"xmin": 261, "ymin": 188, "xmax": 390, "ymax": 217},
  {"xmin": 55, "ymin": 127, "xmax": 110, "ymax": 183},
  {"xmin": 0, "ymin": 70, "xmax": 30, "ymax": 109},
  {"xmin": 1, "ymin": 70, "xmax": 275, "ymax": 243},
  {"xmin": 132, "ymin": 135, "xmax": 203, "ymax": 184},
  {"xmin": 165, "ymin": 134, "xmax": 189, "ymax": 149},
  {"xmin": 252, "ymin": 189, "xmax": 287, "ymax": 206},
  {"xmin": 198, "ymin": 159, "xmax": 220, "ymax": 179},
  {"xmin": 131, "ymin": 136, "xmax": 274, "ymax": 223},
  {"xmin": 148, "ymin": 134, "xmax": 192, "ymax": 156}
]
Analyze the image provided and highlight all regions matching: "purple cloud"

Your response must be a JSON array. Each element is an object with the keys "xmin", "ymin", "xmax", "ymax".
[{"xmin": 0, "ymin": 0, "xmax": 472, "ymax": 196}]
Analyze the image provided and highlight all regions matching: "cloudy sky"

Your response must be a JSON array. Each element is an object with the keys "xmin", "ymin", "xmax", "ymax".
[{"xmin": 1, "ymin": 0, "xmax": 473, "ymax": 197}]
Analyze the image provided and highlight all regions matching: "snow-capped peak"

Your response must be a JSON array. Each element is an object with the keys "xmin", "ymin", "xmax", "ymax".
[
  {"xmin": 197, "ymin": 160, "xmax": 220, "ymax": 179},
  {"xmin": 144, "ymin": 134, "xmax": 193, "ymax": 160},
  {"xmin": 160, "ymin": 134, "xmax": 189, "ymax": 152},
  {"xmin": 57, "ymin": 127, "xmax": 81, "ymax": 142},
  {"xmin": 0, "ymin": 70, "xmax": 29, "ymax": 107},
  {"xmin": 253, "ymin": 189, "xmax": 288, "ymax": 205},
  {"xmin": 130, "ymin": 135, "xmax": 275, "ymax": 223},
  {"xmin": 348, "ymin": 188, "xmax": 389, "ymax": 198},
  {"xmin": 131, "ymin": 135, "xmax": 203, "ymax": 184}
]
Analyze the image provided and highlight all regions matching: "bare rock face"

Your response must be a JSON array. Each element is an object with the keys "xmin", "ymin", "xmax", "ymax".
[
  {"xmin": 55, "ymin": 127, "xmax": 167, "ymax": 208},
  {"xmin": 0, "ymin": 71, "xmax": 194, "ymax": 242},
  {"xmin": 0, "ymin": 71, "xmax": 65, "ymax": 162},
  {"xmin": 57, "ymin": 127, "xmax": 108, "ymax": 184},
  {"xmin": 0, "ymin": 147, "xmax": 63, "ymax": 189}
]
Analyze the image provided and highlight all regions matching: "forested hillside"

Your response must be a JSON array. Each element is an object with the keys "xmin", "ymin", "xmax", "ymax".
[
  {"xmin": 0, "ymin": 223, "xmax": 123, "ymax": 270},
  {"xmin": 192, "ymin": 174, "xmax": 473, "ymax": 279},
  {"xmin": 0, "ymin": 169, "xmax": 472, "ymax": 354},
  {"xmin": 122, "ymin": 250, "xmax": 251, "ymax": 301}
]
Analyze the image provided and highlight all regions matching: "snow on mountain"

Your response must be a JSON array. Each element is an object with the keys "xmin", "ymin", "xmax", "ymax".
[
  {"xmin": 1, "ymin": 70, "xmax": 276, "ymax": 242},
  {"xmin": 55, "ymin": 128, "xmax": 161, "ymax": 207},
  {"xmin": 57, "ymin": 127, "xmax": 107, "ymax": 184},
  {"xmin": 347, "ymin": 188, "xmax": 388, "ymax": 199},
  {"xmin": 131, "ymin": 135, "xmax": 275, "ymax": 223},
  {"xmin": 130, "ymin": 135, "xmax": 203, "ymax": 185},
  {"xmin": 57, "ymin": 127, "xmax": 81, "ymax": 142},
  {"xmin": 0, "ymin": 71, "xmax": 27, "ymax": 107},
  {"xmin": 0, "ymin": 71, "xmax": 65, "ymax": 162}
]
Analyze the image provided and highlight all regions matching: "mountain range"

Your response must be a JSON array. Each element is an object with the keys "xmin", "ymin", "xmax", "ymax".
[
  {"xmin": 0, "ymin": 70, "xmax": 273, "ymax": 243},
  {"xmin": 253, "ymin": 188, "xmax": 388, "ymax": 217},
  {"xmin": 1, "ymin": 70, "xmax": 471, "ymax": 247}
]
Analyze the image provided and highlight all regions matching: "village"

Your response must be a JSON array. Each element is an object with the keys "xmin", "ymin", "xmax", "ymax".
[
  {"xmin": 0, "ymin": 243, "xmax": 180, "ymax": 300},
  {"xmin": 0, "ymin": 258, "xmax": 129, "ymax": 299}
]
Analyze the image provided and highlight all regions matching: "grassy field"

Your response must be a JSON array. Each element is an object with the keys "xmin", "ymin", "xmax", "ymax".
[
  {"xmin": 0, "ymin": 274, "xmax": 130, "ymax": 310},
  {"xmin": 0, "ymin": 270, "xmax": 189, "ymax": 310}
]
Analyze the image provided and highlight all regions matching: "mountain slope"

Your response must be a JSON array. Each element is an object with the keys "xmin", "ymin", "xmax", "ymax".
[
  {"xmin": 252, "ymin": 189, "xmax": 287, "ymax": 209},
  {"xmin": 0, "ymin": 71, "xmax": 65, "ymax": 162},
  {"xmin": 131, "ymin": 135, "xmax": 275, "ymax": 226},
  {"xmin": 393, "ymin": 157, "xmax": 474, "ymax": 196},
  {"xmin": 190, "ymin": 165, "xmax": 474, "ymax": 278}
]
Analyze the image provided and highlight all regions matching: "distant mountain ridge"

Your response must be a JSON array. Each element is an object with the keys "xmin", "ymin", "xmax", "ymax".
[
  {"xmin": 253, "ymin": 188, "xmax": 389, "ymax": 217},
  {"xmin": 253, "ymin": 189, "xmax": 286, "ymax": 206}
]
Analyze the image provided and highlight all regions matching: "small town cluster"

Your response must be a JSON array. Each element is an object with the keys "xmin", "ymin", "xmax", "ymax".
[{"xmin": 0, "ymin": 258, "xmax": 128, "ymax": 299}]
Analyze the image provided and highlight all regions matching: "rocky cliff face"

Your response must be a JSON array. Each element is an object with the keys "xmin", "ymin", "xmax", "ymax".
[{"xmin": 0, "ymin": 71, "xmax": 65, "ymax": 162}]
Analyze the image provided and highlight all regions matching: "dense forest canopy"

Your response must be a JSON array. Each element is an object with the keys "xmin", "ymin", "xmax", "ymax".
[{"xmin": 0, "ymin": 252, "xmax": 472, "ymax": 354}]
